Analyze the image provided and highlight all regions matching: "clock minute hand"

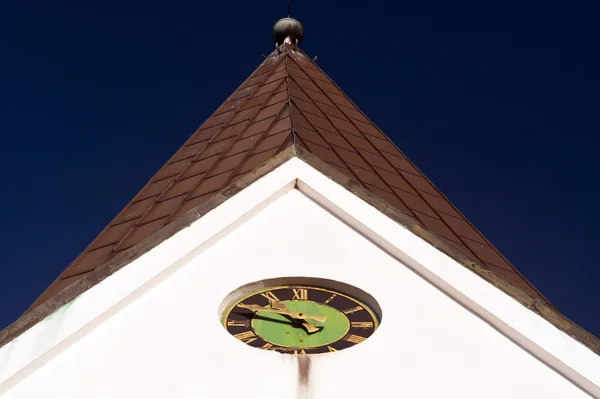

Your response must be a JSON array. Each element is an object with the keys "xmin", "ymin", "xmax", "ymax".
[
  {"xmin": 238, "ymin": 303, "xmax": 327, "ymax": 323},
  {"xmin": 238, "ymin": 303, "xmax": 321, "ymax": 333}
]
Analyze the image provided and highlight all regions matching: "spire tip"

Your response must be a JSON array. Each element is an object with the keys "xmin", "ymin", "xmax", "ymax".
[{"xmin": 272, "ymin": 17, "xmax": 304, "ymax": 47}]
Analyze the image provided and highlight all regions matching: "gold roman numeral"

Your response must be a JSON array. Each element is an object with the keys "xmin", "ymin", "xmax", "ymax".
[
  {"xmin": 262, "ymin": 343, "xmax": 274, "ymax": 350},
  {"xmin": 324, "ymin": 294, "xmax": 337, "ymax": 304},
  {"xmin": 260, "ymin": 291, "xmax": 280, "ymax": 304},
  {"xmin": 233, "ymin": 331, "xmax": 258, "ymax": 344},
  {"xmin": 294, "ymin": 349, "xmax": 307, "ymax": 355},
  {"xmin": 351, "ymin": 321, "xmax": 374, "ymax": 329},
  {"xmin": 327, "ymin": 346, "xmax": 337, "ymax": 352},
  {"xmin": 343, "ymin": 306, "xmax": 363, "ymax": 315},
  {"xmin": 344, "ymin": 334, "xmax": 366, "ymax": 344},
  {"xmin": 292, "ymin": 288, "xmax": 308, "ymax": 300},
  {"xmin": 227, "ymin": 320, "xmax": 247, "ymax": 327}
]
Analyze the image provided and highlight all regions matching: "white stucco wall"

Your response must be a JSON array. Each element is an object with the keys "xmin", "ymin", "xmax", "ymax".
[
  {"xmin": 0, "ymin": 158, "xmax": 598, "ymax": 398},
  {"xmin": 0, "ymin": 187, "xmax": 593, "ymax": 398}
]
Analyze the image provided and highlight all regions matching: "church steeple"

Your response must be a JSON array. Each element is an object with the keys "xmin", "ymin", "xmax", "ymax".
[{"xmin": 27, "ymin": 18, "xmax": 551, "ymax": 314}]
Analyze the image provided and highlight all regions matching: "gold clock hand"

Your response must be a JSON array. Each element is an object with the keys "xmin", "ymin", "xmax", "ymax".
[
  {"xmin": 270, "ymin": 303, "xmax": 320, "ymax": 333},
  {"xmin": 238, "ymin": 303, "xmax": 327, "ymax": 323},
  {"xmin": 244, "ymin": 303, "xmax": 321, "ymax": 334}
]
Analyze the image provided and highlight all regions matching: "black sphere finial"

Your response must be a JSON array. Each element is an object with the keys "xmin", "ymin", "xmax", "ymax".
[{"xmin": 272, "ymin": 18, "xmax": 304, "ymax": 46}]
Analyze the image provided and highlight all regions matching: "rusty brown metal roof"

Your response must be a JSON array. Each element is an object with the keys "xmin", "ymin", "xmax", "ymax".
[{"xmin": 27, "ymin": 42, "xmax": 551, "ymax": 313}]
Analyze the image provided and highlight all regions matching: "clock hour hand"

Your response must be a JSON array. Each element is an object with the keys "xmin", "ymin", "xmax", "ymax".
[
  {"xmin": 237, "ymin": 303, "xmax": 327, "ymax": 325},
  {"xmin": 270, "ymin": 302, "xmax": 320, "ymax": 333}
]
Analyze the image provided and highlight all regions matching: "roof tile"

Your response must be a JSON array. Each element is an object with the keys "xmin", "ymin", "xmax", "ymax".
[
  {"xmin": 266, "ymin": 90, "xmax": 289, "ymax": 107},
  {"xmin": 401, "ymin": 171, "xmax": 441, "ymax": 197},
  {"xmin": 269, "ymin": 116, "xmax": 293, "ymax": 135},
  {"xmin": 254, "ymin": 79, "xmax": 285, "ymax": 97},
  {"xmin": 344, "ymin": 133, "xmax": 378, "ymax": 153},
  {"xmin": 419, "ymin": 190, "xmax": 462, "ymax": 218},
  {"xmin": 213, "ymin": 121, "xmax": 248, "ymax": 142},
  {"xmin": 132, "ymin": 178, "xmax": 174, "ymax": 202},
  {"xmin": 227, "ymin": 105, "xmax": 261, "ymax": 126},
  {"xmin": 439, "ymin": 213, "xmax": 487, "ymax": 244},
  {"xmin": 254, "ymin": 130, "xmax": 290, "ymax": 154},
  {"xmin": 393, "ymin": 189, "xmax": 438, "ymax": 217},
  {"xmin": 240, "ymin": 117, "xmax": 277, "ymax": 139},
  {"xmin": 187, "ymin": 125, "xmax": 220, "ymax": 146},
  {"xmin": 316, "ymin": 127, "xmax": 354, "ymax": 151},
  {"xmin": 117, "ymin": 217, "xmax": 169, "ymax": 250},
  {"xmin": 207, "ymin": 152, "xmax": 247, "ymax": 177},
  {"xmin": 304, "ymin": 87, "xmax": 335, "ymax": 106},
  {"xmin": 139, "ymin": 196, "xmax": 185, "ymax": 225},
  {"xmin": 189, "ymin": 171, "xmax": 233, "ymax": 199},
  {"xmin": 364, "ymin": 184, "xmax": 414, "ymax": 216},
  {"xmin": 383, "ymin": 153, "xmax": 420, "ymax": 175},
  {"xmin": 159, "ymin": 174, "xmax": 205, "ymax": 201},
  {"xmin": 90, "ymin": 219, "xmax": 137, "ymax": 250},
  {"xmin": 357, "ymin": 149, "xmax": 395, "ymax": 172},
  {"xmin": 199, "ymin": 137, "xmax": 236, "ymax": 160},
  {"xmin": 294, "ymin": 125, "xmax": 329, "ymax": 148},
  {"xmin": 114, "ymin": 196, "xmax": 157, "ymax": 224},
  {"xmin": 315, "ymin": 101, "xmax": 349, "ymax": 120},
  {"xmin": 265, "ymin": 70, "xmax": 287, "ymax": 84},
  {"xmin": 61, "ymin": 245, "xmax": 114, "ymax": 278},
  {"xmin": 302, "ymin": 112, "xmax": 337, "ymax": 133},
  {"xmin": 292, "ymin": 98, "xmax": 326, "ymax": 118},
  {"xmin": 413, "ymin": 211, "xmax": 461, "ymax": 244},
  {"xmin": 171, "ymin": 141, "xmax": 207, "ymax": 163},
  {"xmin": 328, "ymin": 115, "xmax": 361, "ymax": 136},
  {"xmin": 348, "ymin": 164, "xmax": 389, "ymax": 191},
  {"xmin": 300, "ymin": 140, "xmax": 346, "ymax": 169},
  {"xmin": 352, "ymin": 118, "xmax": 388, "ymax": 140},
  {"xmin": 240, "ymin": 93, "xmax": 271, "ymax": 110},
  {"xmin": 237, "ymin": 148, "xmax": 280, "ymax": 175},
  {"xmin": 255, "ymin": 101, "xmax": 286, "ymax": 122},
  {"xmin": 152, "ymin": 159, "xmax": 190, "ymax": 182},
  {"xmin": 180, "ymin": 155, "xmax": 219, "ymax": 179},
  {"xmin": 288, "ymin": 105, "xmax": 313, "ymax": 131},
  {"xmin": 291, "ymin": 75, "xmax": 322, "ymax": 93},
  {"xmin": 289, "ymin": 84, "xmax": 312, "ymax": 103},
  {"xmin": 227, "ymin": 135, "xmax": 262, "ymax": 156},
  {"xmin": 369, "ymin": 135, "xmax": 403, "ymax": 154},
  {"xmin": 338, "ymin": 105, "xmax": 369, "ymax": 123},
  {"xmin": 199, "ymin": 110, "xmax": 234, "ymax": 129},
  {"xmin": 170, "ymin": 193, "xmax": 215, "ymax": 222},
  {"xmin": 376, "ymin": 168, "xmax": 416, "ymax": 194},
  {"xmin": 334, "ymin": 146, "xmax": 373, "ymax": 171},
  {"xmin": 462, "ymin": 238, "xmax": 514, "ymax": 270}
]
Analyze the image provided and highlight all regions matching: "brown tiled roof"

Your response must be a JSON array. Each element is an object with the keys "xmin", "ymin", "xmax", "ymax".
[{"xmin": 27, "ymin": 42, "xmax": 551, "ymax": 311}]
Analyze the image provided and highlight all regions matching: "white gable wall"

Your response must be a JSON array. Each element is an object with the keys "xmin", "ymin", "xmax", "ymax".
[{"xmin": 0, "ymin": 157, "xmax": 598, "ymax": 398}]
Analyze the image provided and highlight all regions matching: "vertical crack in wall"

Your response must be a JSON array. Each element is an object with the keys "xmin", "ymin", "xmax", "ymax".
[{"xmin": 296, "ymin": 355, "xmax": 312, "ymax": 399}]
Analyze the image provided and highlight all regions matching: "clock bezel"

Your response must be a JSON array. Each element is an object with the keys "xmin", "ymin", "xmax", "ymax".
[{"xmin": 219, "ymin": 277, "xmax": 382, "ymax": 354}]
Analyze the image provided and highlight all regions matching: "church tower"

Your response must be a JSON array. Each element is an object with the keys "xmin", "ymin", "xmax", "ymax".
[{"xmin": 1, "ymin": 18, "xmax": 599, "ymax": 398}]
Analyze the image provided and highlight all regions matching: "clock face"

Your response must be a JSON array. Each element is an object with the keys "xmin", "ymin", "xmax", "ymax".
[{"xmin": 221, "ymin": 285, "xmax": 379, "ymax": 354}]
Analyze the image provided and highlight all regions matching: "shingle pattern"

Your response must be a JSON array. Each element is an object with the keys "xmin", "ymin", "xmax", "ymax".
[{"xmin": 28, "ymin": 43, "xmax": 548, "ymax": 310}]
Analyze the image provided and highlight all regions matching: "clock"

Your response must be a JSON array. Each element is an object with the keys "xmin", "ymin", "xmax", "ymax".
[{"xmin": 221, "ymin": 282, "xmax": 380, "ymax": 354}]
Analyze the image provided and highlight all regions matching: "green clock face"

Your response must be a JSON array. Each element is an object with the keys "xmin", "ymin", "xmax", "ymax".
[{"xmin": 221, "ymin": 285, "xmax": 379, "ymax": 354}]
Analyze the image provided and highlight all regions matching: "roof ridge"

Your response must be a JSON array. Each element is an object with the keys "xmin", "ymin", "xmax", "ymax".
[{"xmin": 282, "ymin": 45, "xmax": 296, "ymax": 147}]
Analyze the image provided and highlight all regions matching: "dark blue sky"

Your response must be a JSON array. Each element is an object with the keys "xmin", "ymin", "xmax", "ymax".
[{"xmin": 1, "ymin": 1, "xmax": 599, "ymax": 338}]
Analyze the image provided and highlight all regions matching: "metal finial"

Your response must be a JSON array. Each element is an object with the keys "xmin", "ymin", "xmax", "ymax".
[
  {"xmin": 272, "ymin": 17, "xmax": 304, "ymax": 47},
  {"xmin": 288, "ymin": 0, "xmax": 291, "ymax": 17}
]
